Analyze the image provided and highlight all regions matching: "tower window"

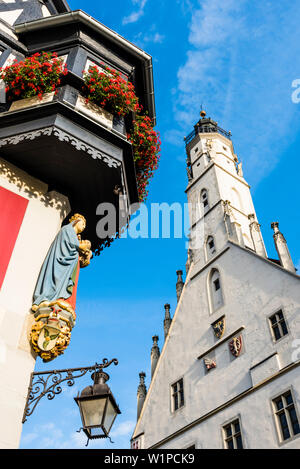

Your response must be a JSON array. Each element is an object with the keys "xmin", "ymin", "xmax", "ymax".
[
  {"xmin": 223, "ymin": 418, "xmax": 244, "ymax": 449},
  {"xmin": 209, "ymin": 269, "xmax": 224, "ymax": 312},
  {"xmin": 171, "ymin": 378, "xmax": 184, "ymax": 412},
  {"xmin": 272, "ymin": 390, "xmax": 300, "ymax": 443},
  {"xmin": 269, "ymin": 310, "xmax": 288, "ymax": 341},
  {"xmin": 206, "ymin": 236, "xmax": 216, "ymax": 260},
  {"xmin": 200, "ymin": 189, "xmax": 209, "ymax": 213}
]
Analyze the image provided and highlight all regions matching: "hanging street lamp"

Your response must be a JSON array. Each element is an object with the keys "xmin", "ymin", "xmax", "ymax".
[
  {"xmin": 23, "ymin": 358, "xmax": 120, "ymax": 446},
  {"xmin": 75, "ymin": 370, "xmax": 121, "ymax": 442}
]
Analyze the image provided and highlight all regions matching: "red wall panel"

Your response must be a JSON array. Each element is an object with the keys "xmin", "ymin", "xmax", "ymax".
[{"xmin": 0, "ymin": 186, "xmax": 29, "ymax": 290}]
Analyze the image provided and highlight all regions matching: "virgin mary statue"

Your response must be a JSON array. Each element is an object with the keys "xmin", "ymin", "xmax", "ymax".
[{"xmin": 32, "ymin": 213, "xmax": 92, "ymax": 313}]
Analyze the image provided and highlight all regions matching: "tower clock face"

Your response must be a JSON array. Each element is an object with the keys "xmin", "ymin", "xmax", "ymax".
[{"xmin": 0, "ymin": 0, "xmax": 51, "ymax": 27}]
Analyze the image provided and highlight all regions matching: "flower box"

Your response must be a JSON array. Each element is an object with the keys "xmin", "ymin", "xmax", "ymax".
[
  {"xmin": 9, "ymin": 91, "xmax": 55, "ymax": 112},
  {"xmin": 75, "ymin": 94, "xmax": 113, "ymax": 130}
]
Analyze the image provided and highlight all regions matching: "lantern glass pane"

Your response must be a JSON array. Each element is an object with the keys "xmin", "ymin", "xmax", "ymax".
[
  {"xmin": 80, "ymin": 397, "xmax": 107, "ymax": 428},
  {"xmin": 90, "ymin": 427, "xmax": 105, "ymax": 437},
  {"xmin": 103, "ymin": 399, "xmax": 117, "ymax": 434}
]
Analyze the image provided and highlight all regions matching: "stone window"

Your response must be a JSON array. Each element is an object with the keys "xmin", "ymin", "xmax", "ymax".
[
  {"xmin": 223, "ymin": 418, "xmax": 243, "ymax": 449},
  {"xmin": 272, "ymin": 390, "xmax": 300, "ymax": 443},
  {"xmin": 209, "ymin": 269, "xmax": 224, "ymax": 312},
  {"xmin": 206, "ymin": 236, "xmax": 216, "ymax": 259},
  {"xmin": 269, "ymin": 310, "xmax": 288, "ymax": 341},
  {"xmin": 200, "ymin": 189, "xmax": 209, "ymax": 214},
  {"xmin": 171, "ymin": 378, "xmax": 184, "ymax": 412}
]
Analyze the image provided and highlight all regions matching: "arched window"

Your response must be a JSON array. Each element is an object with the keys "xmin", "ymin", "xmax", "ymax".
[
  {"xmin": 200, "ymin": 189, "xmax": 209, "ymax": 213},
  {"xmin": 206, "ymin": 236, "xmax": 216, "ymax": 259},
  {"xmin": 231, "ymin": 188, "xmax": 243, "ymax": 212},
  {"xmin": 209, "ymin": 269, "xmax": 224, "ymax": 312}
]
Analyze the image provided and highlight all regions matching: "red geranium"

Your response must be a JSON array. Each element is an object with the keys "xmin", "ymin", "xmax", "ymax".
[
  {"xmin": 0, "ymin": 51, "xmax": 67, "ymax": 101},
  {"xmin": 84, "ymin": 64, "xmax": 160, "ymax": 201},
  {"xmin": 128, "ymin": 114, "xmax": 161, "ymax": 202},
  {"xmin": 83, "ymin": 65, "xmax": 141, "ymax": 117}
]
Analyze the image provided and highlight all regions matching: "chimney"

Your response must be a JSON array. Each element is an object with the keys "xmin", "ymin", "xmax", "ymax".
[
  {"xmin": 248, "ymin": 214, "xmax": 267, "ymax": 257},
  {"xmin": 151, "ymin": 335, "xmax": 160, "ymax": 379},
  {"xmin": 164, "ymin": 303, "xmax": 172, "ymax": 341},
  {"xmin": 137, "ymin": 372, "xmax": 147, "ymax": 420},
  {"xmin": 271, "ymin": 222, "xmax": 295, "ymax": 273},
  {"xmin": 176, "ymin": 270, "xmax": 184, "ymax": 302}
]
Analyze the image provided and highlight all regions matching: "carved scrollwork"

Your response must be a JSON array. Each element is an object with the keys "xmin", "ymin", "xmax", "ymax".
[
  {"xmin": 0, "ymin": 126, "xmax": 121, "ymax": 169},
  {"xmin": 22, "ymin": 358, "xmax": 118, "ymax": 423}
]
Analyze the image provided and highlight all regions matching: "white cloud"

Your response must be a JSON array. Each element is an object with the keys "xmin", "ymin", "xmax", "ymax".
[
  {"xmin": 110, "ymin": 420, "xmax": 135, "ymax": 438},
  {"xmin": 164, "ymin": 129, "xmax": 184, "ymax": 147},
  {"xmin": 152, "ymin": 32, "xmax": 165, "ymax": 43},
  {"xmin": 188, "ymin": 0, "xmax": 244, "ymax": 47},
  {"xmin": 123, "ymin": 0, "xmax": 148, "ymax": 25},
  {"xmin": 130, "ymin": 28, "xmax": 165, "ymax": 49},
  {"xmin": 21, "ymin": 432, "xmax": 38, "ymax": 445},
  {"xmin": 171, "ymin": 0, "xmax": 300, "ymax": 185}
]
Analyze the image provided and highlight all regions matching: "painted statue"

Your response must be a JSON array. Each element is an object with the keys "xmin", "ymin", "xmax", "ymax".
[{"xmin": 30, "ymin": 214, "xmax": 92, "ymax": 362}]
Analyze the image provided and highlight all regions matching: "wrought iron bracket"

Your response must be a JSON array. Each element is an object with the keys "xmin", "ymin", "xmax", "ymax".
[{"xmin": 22, "ymin": 358, "xmax": 118, "ymax": 424}]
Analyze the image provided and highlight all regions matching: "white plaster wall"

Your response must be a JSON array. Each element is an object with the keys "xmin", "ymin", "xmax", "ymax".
[
  {"xmin": 133, "ymin": 243, "xmax": 300, "ymax": 449},
  {"xmin": 160, "ymin": 368, "xmax": 300, "ymax": 449},
  {"xmin": 0, "ymin": 157, "xmax": 70, "ymax": 448}
]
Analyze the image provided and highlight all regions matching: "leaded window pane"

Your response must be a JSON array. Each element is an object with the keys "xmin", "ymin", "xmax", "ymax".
[
  {"xmin": 279, "ymin": 412, "xmax": 290, "ymax": 440},
  {"xmin": 236, "ymin": 434, "xmax": 243, "ymax": 449},
  {"xmin": 275, "ymin": 397, "xmax": 283, "ymax": 411},
  {"xmin": 289, "ymin": 407, "xmax": 300, "ymax": 435},
  {"xmin": 227, "ymin": 439, "xmax": 234, "ymax": 449}
]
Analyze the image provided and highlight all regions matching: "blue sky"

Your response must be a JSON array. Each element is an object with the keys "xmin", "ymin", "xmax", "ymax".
[{"xmin": 20, "ymin": 0, "xmax": 300, "ymax": 449}]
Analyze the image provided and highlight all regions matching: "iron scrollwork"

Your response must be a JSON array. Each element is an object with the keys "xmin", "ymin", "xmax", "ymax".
[{"xmin": 22, "ymin": 358, "xmax": 118, "ymax": 423}]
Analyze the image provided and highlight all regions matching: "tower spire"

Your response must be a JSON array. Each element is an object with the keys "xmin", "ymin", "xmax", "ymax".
[
  {"xmin": 271, "ymin": 222, "xmax": 295, "ymax": 272},
  {"xmin": 176, "ymin": 270, "xmax": 184, "ymax": 302},
  {"xmin": 137, "ymin": 372, "xmax": 147, "ymax": 420},
  {"xmin": 248, "ymin": 214, "xmax": 267, "ymax": 257},
  {"xmin": 150, "ymin": 336, "xmax": 160, "ymax": 379},
  {"xmin": 163, "ymin": 304, "xmax": 172, "ymax": 341}
]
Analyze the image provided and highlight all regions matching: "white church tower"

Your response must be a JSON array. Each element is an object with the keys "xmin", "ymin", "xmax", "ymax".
[{"xmin": 131, "ymin": 111, "xmax": 300, "ymax": 449}]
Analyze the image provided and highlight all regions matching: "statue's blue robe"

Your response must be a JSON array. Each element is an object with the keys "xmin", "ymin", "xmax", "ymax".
[{"xmin": 33, "ymin": 223, "xmax": 80, "ymax": 307}]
